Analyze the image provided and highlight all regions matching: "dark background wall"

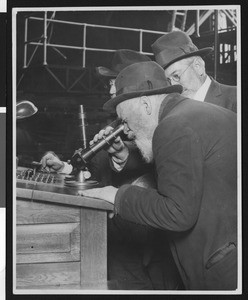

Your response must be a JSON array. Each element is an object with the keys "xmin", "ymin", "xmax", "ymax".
[{"xmin": 15, "ymin": 9, "xmax": 237, "ymax": 162}]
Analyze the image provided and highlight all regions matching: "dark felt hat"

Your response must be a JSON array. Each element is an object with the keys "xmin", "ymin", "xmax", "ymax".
[
  {"xmin": 96, "ymin": 49, "xmax": 151, "ymax": 78},
  {"xmin": 151, "ymin": 31, "xmax": 213, "ymax": 69},
  {"xmin": 103, "ymin": 61, "xmax": 183, "ymax": 112}
]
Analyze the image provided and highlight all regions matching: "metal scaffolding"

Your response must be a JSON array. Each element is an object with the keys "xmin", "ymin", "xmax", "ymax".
[
  {"xmin": 18, "ymin": 9, "xmax": 237, "ymax": 93},
  {"xmin": 183, "ymin": 9, "xmax": 237, "ymax": 80},
  {"xmin": 18, "ymin": 11, "xmax": 169, "ymax": 93}
]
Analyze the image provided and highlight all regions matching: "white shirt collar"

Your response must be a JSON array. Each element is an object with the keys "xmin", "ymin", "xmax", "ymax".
[{"xmin": 193, "ymin": 76, "xmax": 211, "ymax": 102}]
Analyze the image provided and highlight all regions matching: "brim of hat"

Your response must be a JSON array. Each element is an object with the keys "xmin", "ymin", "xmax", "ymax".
[
  {"xmin": 95, "ymin": 66, "xmax": 117, "ymax": 78},
  {"xmin": 163, "ymin": 47, "xmax": 213, "ymax": 69},
  {"xmin": 103, "ymin": 84, "xmax": 183, "ymax": 112}
]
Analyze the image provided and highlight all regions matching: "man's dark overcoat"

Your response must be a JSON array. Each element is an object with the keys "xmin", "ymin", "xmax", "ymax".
[
  {"xmin": 114, "ymin": 94, "xmax": 237, "ymax": 290},
  {"xmin": 204, "ymin": 78, "xmax": 237, "ymax": 113}
]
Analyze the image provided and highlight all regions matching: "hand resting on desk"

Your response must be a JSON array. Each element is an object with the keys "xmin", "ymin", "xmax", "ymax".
[
  {"xmin": 40, "ymin": 151, "xmax": 65, "ymax": 173},
  {"xmin": 78, "ymin": 186, "xmax": 117, "ymax": 219},
  {"xmin": 78, "ymin": 186, "xmax": 117, "ymax": 204}
]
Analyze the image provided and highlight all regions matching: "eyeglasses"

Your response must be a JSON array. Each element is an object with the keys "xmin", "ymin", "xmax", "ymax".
[{"xmin": 166, "ymin": 61, "xmax": 194, "ymax": 85}]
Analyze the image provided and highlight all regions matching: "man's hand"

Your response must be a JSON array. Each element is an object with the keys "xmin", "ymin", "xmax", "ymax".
[
  {"xmin": 78, "ymin": 186, "xmax": 117, "ymax": 205},
  {"xmin": 90, "ymin": 126, "xmax": 129, "ymax": 163},
  {"xmin": 40, "ymin": 151, "xmax": 64, "ymax": 173}
]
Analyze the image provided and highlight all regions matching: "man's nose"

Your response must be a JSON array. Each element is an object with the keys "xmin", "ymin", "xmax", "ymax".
[
  {"xmin": 110, "ymin": 85, "xmax": 116, "ymax": 94},
  {"xmin": 123, "ymin": 124, "xmax": 129, "ymax": 134},
  {"xmin": 123, "ymin": 125, "xmax": 135, "ymax": 140}
]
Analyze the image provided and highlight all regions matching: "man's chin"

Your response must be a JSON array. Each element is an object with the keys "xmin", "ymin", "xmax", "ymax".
[{"xmin": 182, "ymin": 89, "xmax": 194, "ymax": 98}]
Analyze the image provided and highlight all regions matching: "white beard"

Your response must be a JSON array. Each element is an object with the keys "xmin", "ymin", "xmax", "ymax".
[{"xmin": 135, "ymin": 134, "xmax": 154, "ymax": 163}]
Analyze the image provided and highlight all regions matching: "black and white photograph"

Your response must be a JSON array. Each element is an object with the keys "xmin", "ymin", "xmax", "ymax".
[{"xmin": 12, "ymin": 5, "xmax": 241, "ymax": 295}]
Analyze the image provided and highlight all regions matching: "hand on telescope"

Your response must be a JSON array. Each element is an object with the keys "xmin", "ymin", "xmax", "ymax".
[
  {"xmin": 90, "ymin": 126, "xmax": 129, "ymax": 164},
  {"xmin": 40, "ymin": 151, "xmax": 64, "ymax": 173}
]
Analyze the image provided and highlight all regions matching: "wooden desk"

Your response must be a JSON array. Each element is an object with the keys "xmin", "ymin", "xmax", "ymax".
[{"xmin": 16, "ymin": 173, "xmax": 113, "ymax": 290}]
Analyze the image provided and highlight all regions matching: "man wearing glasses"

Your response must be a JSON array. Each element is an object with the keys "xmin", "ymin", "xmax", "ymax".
[{"xmin": 152, "ymin": 31, "xmax": 237, "ymax": 113}]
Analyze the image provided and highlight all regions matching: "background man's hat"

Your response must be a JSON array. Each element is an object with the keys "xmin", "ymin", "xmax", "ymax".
[
  {"xmin": 96, "ymin": 49, "xmax": 151, "ymax": 78},
  {"xmin": 103, "ymin": 61, "xmax": 183, "ymax": 112},
  {"xmin": 151, "ymin": 31, "xmax": 213, "ymax": 69}
]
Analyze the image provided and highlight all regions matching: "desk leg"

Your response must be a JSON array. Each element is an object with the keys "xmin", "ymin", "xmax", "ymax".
[{"xmin": 80, "ymin": 208, "xmax": 107, "ymax": 287}]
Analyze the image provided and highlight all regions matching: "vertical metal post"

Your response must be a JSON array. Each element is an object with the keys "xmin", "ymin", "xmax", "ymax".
[
  {"xmin": 83, "ymin": 24, "xmax": 86, "ymax": 68},
  {"xmin": 181, "ymin": 10, "xmax": 188, "ymax": 32},
  {"xmin": 170, "ymin": 11, "xmax": 176, "ymax": 31},
  {"xmin": 23, "ymin": 17, "xmax": 28, "ymax": 68},
  {"xmin": 43, "ymin": 11, "xmax": 47, "ymax": 65},
  {"xmin": 79, "ymin": 105, "xmax": 87, "ymax": 149},
  {"xmin": 219, "ymin": 43, "xmax": 223, "ymax": 64},
  {"xmin": 139, "ymin": 30, "xmax": 143, "ymax": 53},
  {"xmin": 214, "ymin": 10, "xmax": 219, "ymax": 80},
  {"xmin": 195, "ymin": 10, "xmax": 200, "ymax": 37}
]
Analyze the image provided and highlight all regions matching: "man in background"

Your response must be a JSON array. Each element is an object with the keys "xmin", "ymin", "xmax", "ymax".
[
  {"xmin": 96, "ymin": 48, "xmax": 151, "ymax": 99},
  {"xmin": 152, "ymin": 31, "xmax": 237, "ymax": 112}
]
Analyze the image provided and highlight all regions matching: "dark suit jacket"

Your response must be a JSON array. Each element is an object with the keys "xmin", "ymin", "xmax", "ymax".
[
  {"xmin": 114, "ymin": 93, "xmax": 237, "ymax": 290},
  {"xmin": 204, "ymin": 78, "xmax": 237, "ymax": 113}
]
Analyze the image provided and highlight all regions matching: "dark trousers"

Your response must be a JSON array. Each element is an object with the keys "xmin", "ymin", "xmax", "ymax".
[{"xmin": 107, "ymin": 215, "xmax": 183, "ymax": 290}]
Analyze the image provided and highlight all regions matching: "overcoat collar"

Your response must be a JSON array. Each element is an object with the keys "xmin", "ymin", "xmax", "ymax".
[
  {"xmin": 158, "ymin": 93, "xmax": 188, "ymax": 122},
  {"xmin": 204, "ymin": 77, "xmax": 222, "ymax": 104}
]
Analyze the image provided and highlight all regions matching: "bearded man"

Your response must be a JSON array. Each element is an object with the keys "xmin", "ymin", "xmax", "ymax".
[{"xmin": 80, "ymin": 61, "xmax": 237, "ymax": 290}]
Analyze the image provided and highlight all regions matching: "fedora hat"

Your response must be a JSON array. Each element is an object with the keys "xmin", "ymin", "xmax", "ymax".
[
  {"xmin": 151, "ymin": 31, "xmax": 213, "ymax": 69},
  {"xmin": 103, "ymin": 61, "xmax": 183, "ymax": 112},
  {"xmin": 96, "ymin": 49, "xmax": 151, "ymax": 78}
]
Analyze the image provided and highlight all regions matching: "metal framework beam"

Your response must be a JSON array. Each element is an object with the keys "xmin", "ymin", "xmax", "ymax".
[
  {"xmin": 170, "ymin": 10, "xmax": 188, "ymax": 31},
  {"xmin": 18, "ymin": 10, "xmax": 237, "ymax": 93},
  {"xmin": 186, "ymin": 10, "xmax": 214, "ymax": 35},
  {"xmin": 221, "ymin": 9, "xmax": 237, "ymax": 27},
  {"xmin": 19, "ymin": 11, "xmax": 171, "ymax": 90}
]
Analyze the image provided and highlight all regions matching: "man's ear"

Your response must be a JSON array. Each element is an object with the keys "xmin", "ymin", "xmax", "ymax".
[
  {"xmin": 140, "ymin": 96, "xmax": 152, "ymax": 115},
  {"xmin": 193, "ymin": 57, "xmax": 205, "ymax": 76}
]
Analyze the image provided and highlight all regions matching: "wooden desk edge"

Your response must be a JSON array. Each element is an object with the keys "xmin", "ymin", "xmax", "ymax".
[{"xmin": 16, "ymin": 187, "xmax": 114, "ymax": 211}]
